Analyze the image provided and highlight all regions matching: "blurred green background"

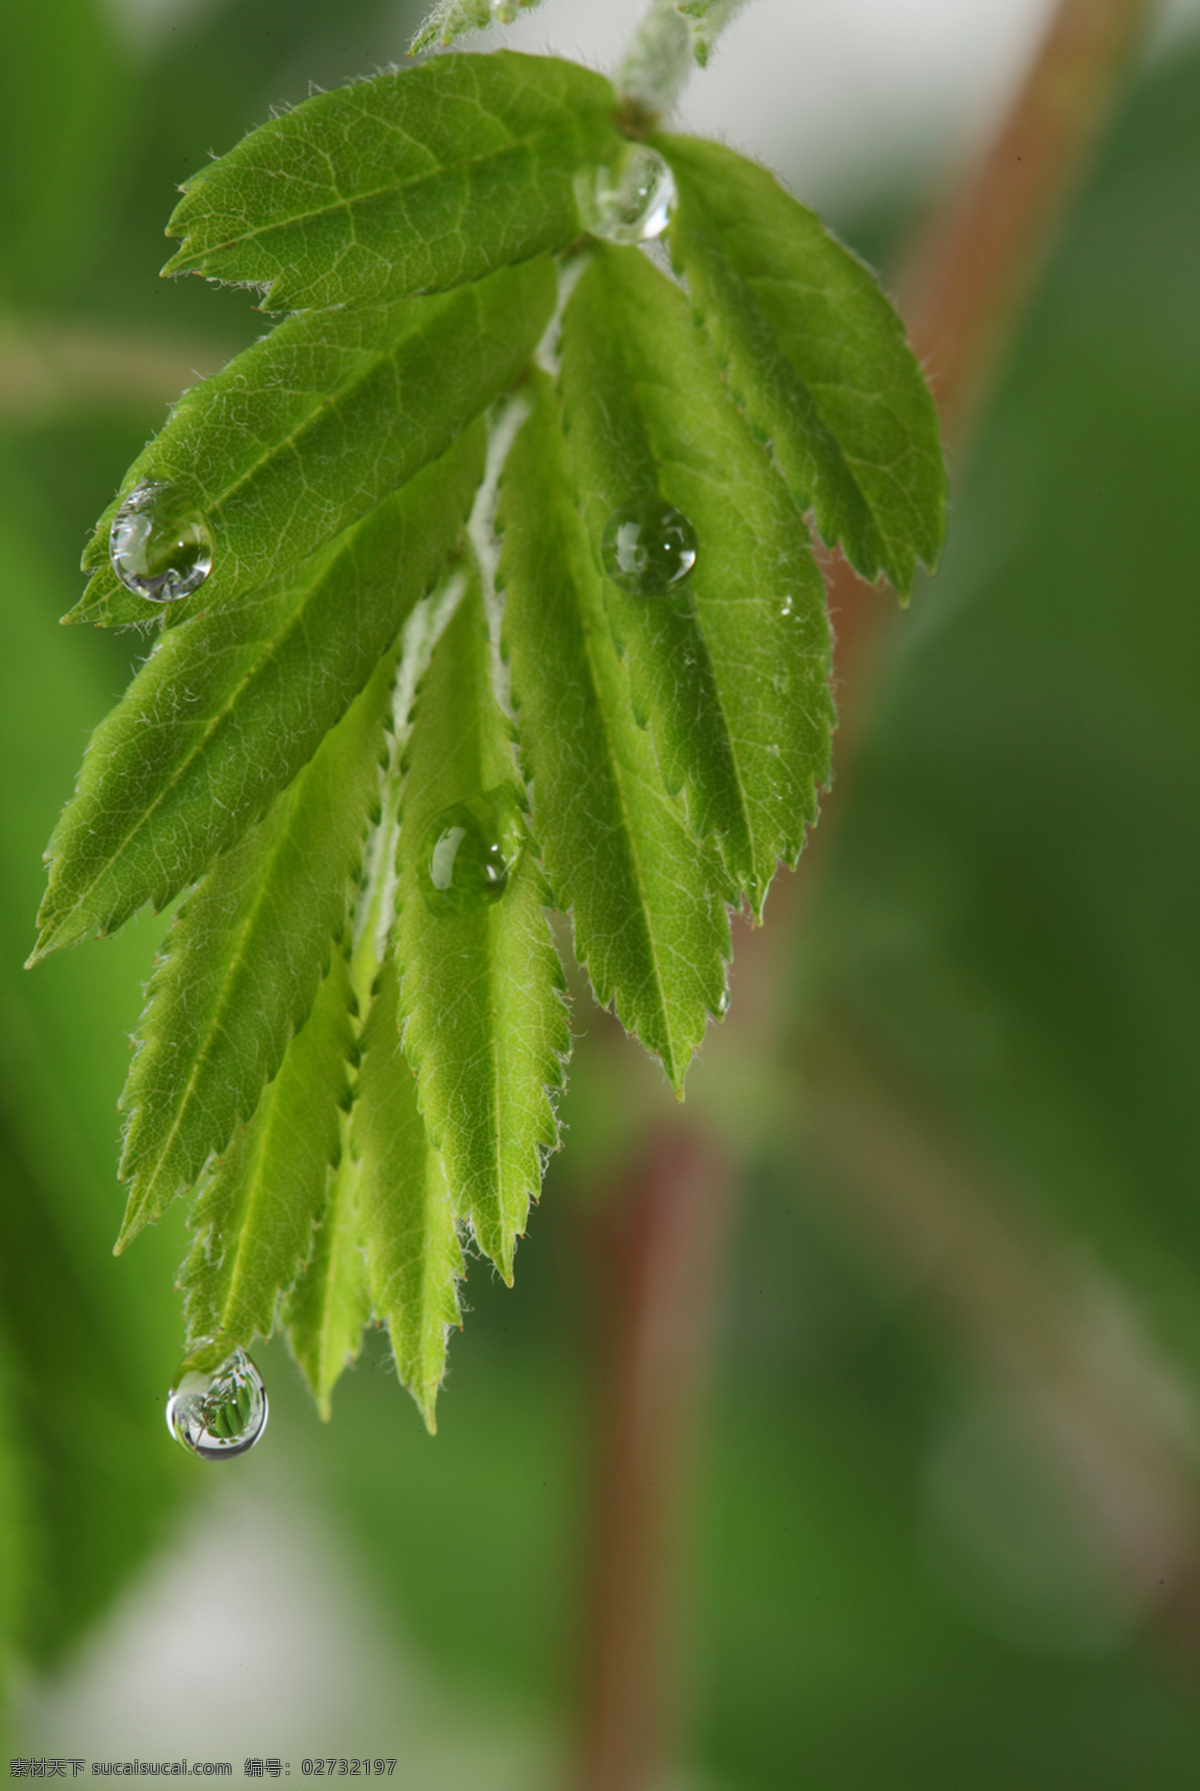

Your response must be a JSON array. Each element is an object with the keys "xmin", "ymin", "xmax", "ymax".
[{"xmin": 3, "ymin": 0, "xmax": 1200, "ymax": 1783}]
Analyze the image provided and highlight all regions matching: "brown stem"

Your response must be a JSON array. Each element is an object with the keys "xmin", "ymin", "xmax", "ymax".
[
  {"xmin": 573, "ymin": 1122, "xmax": 732, "ymax": 1791},
  {"xmin": 898, "ymin": 0, "xmax": 1159, "ymax": 447},
  {"xmin": 572, "ymin": 0, "xmax": 1157, "ymax": 1783}
]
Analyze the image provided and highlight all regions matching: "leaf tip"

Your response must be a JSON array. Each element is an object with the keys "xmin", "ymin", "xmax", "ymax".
[
  {"xmin": 26, "ymin": 909, "xmax": 69, "ymax": 967},
  {"xmin": 113, "ymin": 1211, "xmax": 143, "ymax": 1256},
  {"xmin": 160, "ymin": 242, "xmax": 199, "ymax": 281}
]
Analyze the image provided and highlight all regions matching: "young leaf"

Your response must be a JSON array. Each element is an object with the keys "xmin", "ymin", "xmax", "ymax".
[
  {"xmin": 352, "ymin": 959, "xmax": 463, "ymax": 1430},
  {"xmin": 559, "ymin": 242, "xmax": 834, "ymax": 914},
  {"xmin": 285, "ymin": 1107, "xmax": 373, "ymax": 1422},
  {"xmin": 164, "ymin": 53, "xmax": 624, "ymax": 312},
  {"xmin": 392, "ymin": 572, "xmax": 568, "ymax": 1279},
  {"xmin": 178, "ymin": 944, "xmax": 356, "ymax": 1349},
  {"xmin": 33, "ymin": 426, "xmax": 486, "ymax": 962},
  {"xmin": 499, "ymin": 371, "xmax": 733, "ymax": 1087},
  {"xmin": 675, "ymin": 0, "xmax": 748, "ymax": 66},
  {"xmin": 74, "ymin": 261, "xmax": 553, "ymax": 630},
  {"xmin": 411, "ymin": 2, "xmax": 545, "ymax": 54},
  {"xmin": 115, "ymin": 651, "xmax": 396, "ymax": 1251},
  {"xmin": 660, "ymin": 134, "xmax": 946, "ymax": 594}
]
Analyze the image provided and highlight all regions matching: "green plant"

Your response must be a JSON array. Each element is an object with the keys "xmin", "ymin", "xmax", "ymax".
[
  {"xmin": 10, "ymin": 0, "xmax": 1200, "ymax": 1782},
  {"xmin": 27, "ymin": 0, "xmax": 944, "ymax": 1431}
]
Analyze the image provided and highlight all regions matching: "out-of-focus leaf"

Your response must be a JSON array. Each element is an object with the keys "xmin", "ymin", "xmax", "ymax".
[
  {"xmin": 392, "ymin": 574, "xmax": 568, "ymax": 1278},
  {"xmin": 0, "ymin": 1327, "xmax": 30, "ymax": 1704},
  {"xmin": 165, "ymin": 53, "xmax": 624, "ymax": 311},
  {"xmin": 662, "ymin": 134, "xmax": 945, "ymax": 594},
  {"xmin": 73, "ymin": 261, "xmax": 553, "ymax": 629},
  {"xmin": 0, "ymin": 474, "xmax": 185, "ymax": 1664},
  {"xmin": 499, "ymin": 372, "xmax": 733, "ymax": 1087},
  {"xmin": 33, "ymin": 426, "xmax": 486, "ymax": 962},
  {"xmin": 0, "ymin": 0, "xmax": 131, "ymax": 308},
  {"xmin": 559, "ymin": 243, "xmax": 833, "ymax": 913}
]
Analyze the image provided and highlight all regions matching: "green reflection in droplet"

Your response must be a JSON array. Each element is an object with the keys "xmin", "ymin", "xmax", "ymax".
[
  {"xmin": 581, "ymin": 146, "xmax": 675, "ymax": 244},
  {"xmin": 418, "ymin": 784, "xmax": 526, "ymax": 918},
  {"xmin": 166, "ymin": 1342, "xmax": 268, "ymax": 1462},
  {"xmin": 601, "ymin": 499, "xmax": 698, "ymax": 596},
  {"xmin": 109, "ymin": 480, "xmax": 214, "ymax": 603}
]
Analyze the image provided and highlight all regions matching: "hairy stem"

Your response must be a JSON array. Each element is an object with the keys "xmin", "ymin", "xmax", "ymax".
[{"xmin": 616, "ymin": 0, "xmax": 750, "ymax": 119}]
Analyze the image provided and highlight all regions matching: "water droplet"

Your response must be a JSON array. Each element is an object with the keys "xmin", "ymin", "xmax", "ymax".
[
  {"xmin": 166, "ymin": 1343, "xmax": 267, "ymax": 1461},
  {"xmin": 110, "ymin": 481, "xmax": 213, "ymax": 603},
  {"xmin": 582, "ymin": 146, "xmax": 675, "ymax": 244},
  {"xmin": 419, "ymin": 785, "xmax": 525, "ymax": 917},
  {"xmin": 601, "ymin": 500, "xmax": 698, "ymax": 595},
  {"xmin": 490, "ymin": 0, "xmax": 517, "ymax": 19},
  {"xmin": 716, "ymin": 987, "xmax": 730, "ymax": 1017}
]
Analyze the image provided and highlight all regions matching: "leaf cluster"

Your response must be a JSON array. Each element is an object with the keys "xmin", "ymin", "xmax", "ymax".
[{"xmin": 32, "ymin": 49, "xmax": 943, "ymax": 1426}]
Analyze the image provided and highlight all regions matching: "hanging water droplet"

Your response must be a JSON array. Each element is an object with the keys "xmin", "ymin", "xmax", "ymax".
[
  {"xmin": 490, "ymin": 0, "xmax": 518, "ymax": 19},
  {"xmin": 582, "ymin": 146, "xmax": 675, "ymax": 244},
  {"xmin": 601, "ymin": 500, "xmax": 698, "ymax": 595},
  {"xmin": 419, "ymin": 784, "xmax": 525, "ymax": 917},
  {"xmin": 166, "ymin": 1343, "xmax": 267, "ymax": 1461},
  {"xmin": 109, "ymin": 481, "xmax": 213, "ymax": 603}
]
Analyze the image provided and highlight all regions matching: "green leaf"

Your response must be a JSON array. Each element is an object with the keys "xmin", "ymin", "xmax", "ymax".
[
  {"xmin": 499, "ymin": 371, "xmax": 732, "ymax": 1088},
  {"xmin": 115, "ymin": 650, "xmax": 396, "ymax": 1250},
  {"xmin": 675, "ymin": 0, "xmax": 748, "ymax": 66},
  {"xmin": 411, "ymin": 2, "xmax": 546, "ymax": 53},
  {"xmin": 24, "ymin": 37, "xmax": 954, "ymax": 1439},
  {"xmin": 33, "ymin": 425, "xmax": 486, "ymax": 962},
  {"xmin": 178, "ymin": 942, "xmax": 356, "ymax": 1348},
  {"xmin": 285, "ymin": 1097, "xmax": 373, "ymax": 1423},
  {"xmin": 73, "ymin": 259, "xmax": 553, "ymax": 630},
  {"xmin": 411, "ymin": 0, "xmax": 493, "ymax": 50},
  {"xmin": 352, "ymin": 959, "xmax": 463, "ymax": 1430},
  {"xmin": 164, "ymin": 53, "xmax": 623, "ymax": 311},
  {"xmin": 392, "ymin": 572, "xmax": 568, "ymax": 1279},
  {"xmin": 660, "ymin": 134, "xmax": 946, "ymax": 594},
  {"xmin": 559, "ymin": 243, "xmax": 834, "ymax": 913}
]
